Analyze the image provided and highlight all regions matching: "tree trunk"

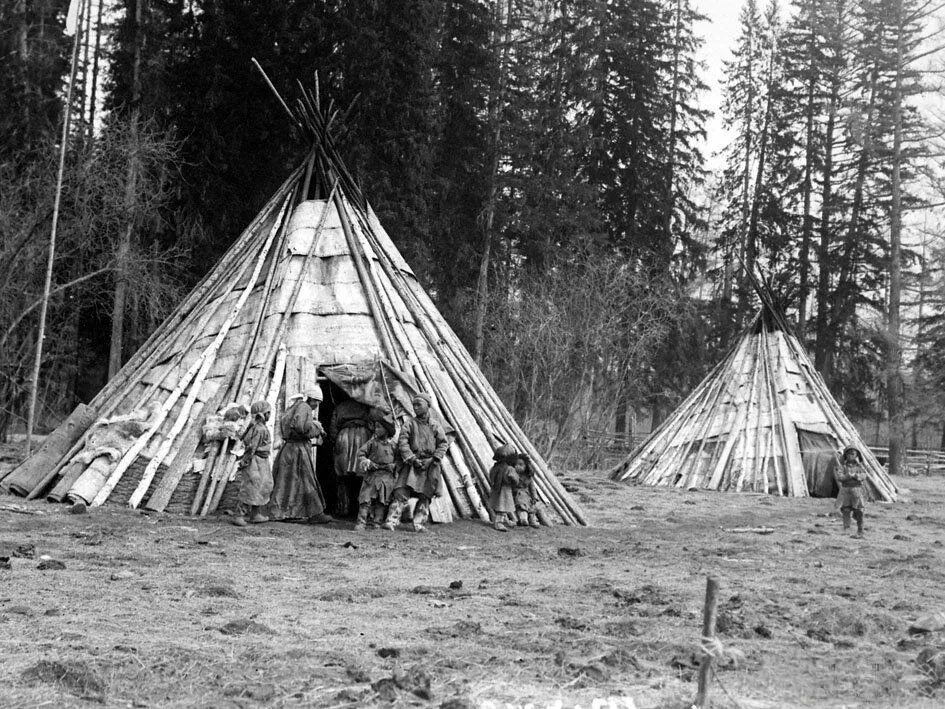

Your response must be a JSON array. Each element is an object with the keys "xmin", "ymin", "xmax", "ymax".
[
  {"xmin": 87, "ymin": 0, "xmax": 105, "ymax": 144},
  {"xmin": 16, "ymin": 0, "xmax": 28, "ymax": 128},
  {"xmin": 739, "ymin": 24, "xmax": 755, "ymax": 296},
  {"xmin": 79, "ymin": 0, "xmax": 93, "ymax": 142},
  {"xmin": 827, "ymin": 63, "xmax": 879, "ymax": 332},
  {"xmin": 796, "ymin": 3, "xmax": 819, "ymax": 337},
  {"xmin": 108, "ymin": 0, "xmax": 144, "ymax": 379},
  {"xmin": 746, "ymin": 29, "xmax": 777, "ymax": 268},
  {"xmin": 886, "ymin": 0, "xmax": 906, "ymax": 477},
  {"xmin": 813, "ymin": 2, "xmax": 843, "ymax": 380},
  {"xmin": 662, "ymin": 0, "xmax": 683, "ymax": 249},
  {"xmin": 473, "ymin": 0, "xmax": 513, "ymax": 365}
]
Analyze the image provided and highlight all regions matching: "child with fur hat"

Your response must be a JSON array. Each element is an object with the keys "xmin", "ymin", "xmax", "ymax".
[
  {"xmin": 513, "ymin": 453, "xmax": 541, "ymax": 528},
  {"xmin": 232, "ymin": 401, "xmax": 273, "ymax": 527},
  {"xmin": 835, "ymin": 445, "xmax": 867, "ymax": 537},
  {"xmin": 488, "ymin": 445, "xmax": 520, "ymax": 532},
  {"xmin": 354, "ymin": 412, "xmax": 398, "ymax": 530}
]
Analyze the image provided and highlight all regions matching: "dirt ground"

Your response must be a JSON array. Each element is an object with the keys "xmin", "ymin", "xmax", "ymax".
[{"xmin": 2, "ymin": 448, "xmax": 945, "ymax": 709}]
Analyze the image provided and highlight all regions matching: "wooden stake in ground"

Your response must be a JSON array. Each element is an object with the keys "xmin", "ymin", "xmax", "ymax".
[{"xmin": 695, "ymin": 575, "xmax": 720, "ymax": 709}]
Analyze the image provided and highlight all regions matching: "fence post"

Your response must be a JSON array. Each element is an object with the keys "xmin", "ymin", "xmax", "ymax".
[{"xmin": 694, "ymin": 576, "xmax": 720, "ymax": 709}]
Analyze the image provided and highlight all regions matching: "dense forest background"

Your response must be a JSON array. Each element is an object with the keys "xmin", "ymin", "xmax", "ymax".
[{"xmin": 2, "ymin": 0, "xmax": 944, "ymax": 472}]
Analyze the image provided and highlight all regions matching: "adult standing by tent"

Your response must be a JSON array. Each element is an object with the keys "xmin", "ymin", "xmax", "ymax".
[
  {"xmin": 329, "ymin": 398, "xmax": 373, "ymax": 517},
  {"xmin": 383, "ymin": 393, "xmax": 448, "ymax": 532},
  {"xmin": 268, "ymin": 387, "xmax": 332, "ymax": 524}
]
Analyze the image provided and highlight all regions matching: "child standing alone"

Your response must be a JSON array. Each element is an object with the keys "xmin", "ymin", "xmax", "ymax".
[
  {"xmin": 232, "ymin": 401, "xmax": 273, "ymax": 526},
  {"xmin": 835, "ymin": 445, "xmax": 867, "ymax": 538}
]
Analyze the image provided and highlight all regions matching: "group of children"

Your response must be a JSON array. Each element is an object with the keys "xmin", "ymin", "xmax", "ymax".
[
  {"xmin": 227, "ymin": 400, "xmax": 543, "ymax": 532},
  {"xmin": 487, "ymin": 444, "xmax": 541, "ymax": 532}
]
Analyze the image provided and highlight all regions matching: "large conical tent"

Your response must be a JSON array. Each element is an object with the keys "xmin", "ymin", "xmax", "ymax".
[
  {"xmin": 610, "ymin": 279, "xmax": 897, "ymax": 502},
  {"xmin": 3, "ymin": 80, "xmax": 586, "ymax": 525}
]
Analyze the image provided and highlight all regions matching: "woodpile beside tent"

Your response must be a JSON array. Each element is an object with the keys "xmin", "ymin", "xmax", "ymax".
[
  {"xmin": 1, "ymin": 84, "xmax": 586, "ymax": 526},
  {"xmin": 610, "ymin": 294, "xmax": 897, "ymax": 502}
]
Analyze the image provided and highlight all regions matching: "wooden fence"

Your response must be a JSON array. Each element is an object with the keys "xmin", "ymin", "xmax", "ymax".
[{"xmin": 868, "ymin": 447, "xmax": 945, "ymax": 476}]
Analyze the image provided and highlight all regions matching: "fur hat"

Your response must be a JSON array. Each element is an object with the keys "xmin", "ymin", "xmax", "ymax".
[
  {"xmin": 375, "ymin": 415, "xmax": 396, "ymax": 437},
  {"xmin": 250, "ymin": 401, "xmax": 271, "ymax": 417},
  {"xmin": 493, "ymin": 444, "xmax": 516, "ymax": 462},
  {"xmin": 842, "ymin": 445, "xmax": 862, "ymax": 461},
  {"xmin": 222, "ymin": 403, "xmax": 248, "ymax": 421},
  {"xmin": 412, "ymin": 392, "xmax": 432, "ymax": 406}
]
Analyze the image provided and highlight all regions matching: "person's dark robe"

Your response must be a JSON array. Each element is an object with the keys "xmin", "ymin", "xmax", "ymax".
[{"xmin": 268, "ymin": 399, "xmax": 327, "ymax": 520}]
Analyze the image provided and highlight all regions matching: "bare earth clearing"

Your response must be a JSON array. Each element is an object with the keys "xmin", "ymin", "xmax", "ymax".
[{"xmin": 2, "ymin": 446, "xmax": 944, "ymax": 708}]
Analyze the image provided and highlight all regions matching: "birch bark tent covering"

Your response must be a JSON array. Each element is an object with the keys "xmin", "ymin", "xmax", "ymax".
[
  {"xmin": 4, "ymin": 85, "xmax": 586, "ymax": 526},
  {"xmin": 610, "ymin": 300, "xmax": 897, "ymax": 502}
]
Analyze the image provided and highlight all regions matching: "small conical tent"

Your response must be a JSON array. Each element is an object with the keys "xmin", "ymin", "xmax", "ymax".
[
  {"xmin": 3, "ymin": 84, "xmax": 586, "ymax": 525},
  {"xmin": 609, "ymin": 286, "xmax": 897, "ymax": 502}
]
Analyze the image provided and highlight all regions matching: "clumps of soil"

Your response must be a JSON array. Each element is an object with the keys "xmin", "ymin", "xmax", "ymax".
[
  {"xmin": 21, "ymin": 659, "xmax": 106, "ymax": 700},
  {"xmin": 612, "ymin": 583, "xmax": 672, "ymax": 608},
  {"xmin": 317, "ymin": 587, "xmax": 385, "ymax": 603},
  {"xmin": 12, "ymin": 543, "xmax": 35, "ymax": 559},
  {"xmin": 554, "ymin": 651, "xmax": 611, "ymax": 687},
  {"xmin": 200, "ymin": 584, "xmax": 238, "ymax": 598},
  {"xmin": 70, "ymin": 527, "xmax": 113, "ymax": 546},
  {"xmin": 429, "ymin": 620, "xmax": 482, "ymax": 639},
  {"xmin": 218, "ymin": 619, "xmax": 273, "ymax": 635},
  {"xmin": 372, "ymin": 664, "xmax": 433, "ymax": 701},
  {"xmin": 602, "ymin": 619, "xmax": 643, "ymax": 637},
  {"xmin": 917, "ymin": 647, "xmax": 945, "ymax": 693},
  {"xmin": 557, "ymin": 547, "xmax": 583, "ymax": 558},
  {"xmin": 804, "ymin": 600, "xmax": 900, "ymax": 639},
  {"xmin": 555, "ymin": 615, "xmax": 589, "ymax": 631},
  {"xmin": 345, "ymin": 664, "xmax": 371, "ymax": 683}
]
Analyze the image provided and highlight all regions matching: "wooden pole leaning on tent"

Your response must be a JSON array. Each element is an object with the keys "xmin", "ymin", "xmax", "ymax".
[
  {"xmin": 348, "ymin": 203, "xmax": 578, "ymax": 524},
  {"xmin": 332, "ymin": 195, "xmax": 489, "ymax": 520},
  {"xmin": 611, "ymin": 347, "xmax": 734, "ymax": 482},
  {"xmin": 368, "ymin": 257, "xmax": 487, "ymax": 520},
  {"xmin": 678, "ymin": 336, "xmax": 755, "ymax": 490},
  {"xmin": 125, "ymin": 195, "xmax": 293, "ymax": 508},
  {"xmin": 399, "ymin": 285, "xmax": 584, "ymax": 523},
  {"xmin": 331, "ymin": 196, "xmax": 477, "ymax": 520},
  {"xmin": 23, "ymin": 172, "xmax": 301, "ymax": 502},
  {"xmin": 671, "ymin": 336, "xmax": 751, "ymax": 490},
  {"xmin": 332, "ymin": 193, "xmax": 400, "ymax": 364},
  {"xmin": 371, "ymin": 275, "xmax": 493, "ymax": 508},
  {"xmin": 369, "ymin": 238, "xmax": 577, "ymax": 524},
  {"xmin": 202, "ymin": 344, "xmax": 287, "ymax": 517},
  {"xmin": 342, "ymin": 201, "xmax": 546, "ymax": 521},
  {"xmin": 196, "ymin": 181, "xmax": 338, "ymax": 517},
  {"xmin": 89, "ymin": 194, "xmax": 292, "ymax": 509},
  {"xmin": 201, "ymin": 344, "xmax": 286, "ymax": 518},
  {"xmin": 145, "ymin": 180, "xmax": 302, "ymax": 514}
]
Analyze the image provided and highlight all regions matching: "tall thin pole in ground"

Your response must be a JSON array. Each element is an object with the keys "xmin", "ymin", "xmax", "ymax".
[
  {"xmin": 25, "ymin": 0, "xmax": 87, "ymax": 456},
  {"xmin": 694, "ymin": 575, "xmax": 720, "ymax": 709}
]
